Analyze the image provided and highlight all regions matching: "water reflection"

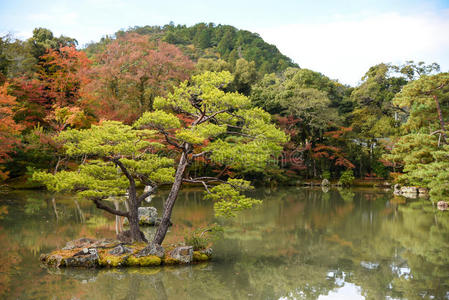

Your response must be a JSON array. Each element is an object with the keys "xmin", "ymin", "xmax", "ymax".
[{"xmin": 0, "ymin": 188, "xmax": 448, "ymax": 299}]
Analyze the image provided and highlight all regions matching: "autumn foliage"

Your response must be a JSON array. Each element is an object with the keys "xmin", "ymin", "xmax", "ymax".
[
  {"xmin": 87, "ymin": 33, "xmax": 194, "ymax": 122},
  {"xmin": 0, "ymin": 83, "xmax": 23, "ymax": 179}
]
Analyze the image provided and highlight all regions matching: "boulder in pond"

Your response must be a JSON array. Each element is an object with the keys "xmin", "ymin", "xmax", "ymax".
[
  {"xmin": 123, "ymin": 207, "xmax": 159, "ymax": 226},
  {"xmin": 138, "ymin": 207, "xmax": 158, "ymax": 225},
  {"xmin": 400, "ymin": 186, "xmax": 418, "ymax": 194},
  {"xmin": 321, "ymin": 179, "xmax": 330, "ymax": 186},
  {"xmin": 437, "ymin": 201, "xmax": 448, "ymax": 211},
  {"xmin": 169, "ymin": 246, "xmax": 193, "ymax": 264},
  {"xmin": 418, "ymin": 187, "xmax": 429, "ymax": 195}
]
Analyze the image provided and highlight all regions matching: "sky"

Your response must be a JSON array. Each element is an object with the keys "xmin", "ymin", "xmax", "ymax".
[{"xmin": 1, "ymin": 0, "xmax": 448, "ymax": 85}]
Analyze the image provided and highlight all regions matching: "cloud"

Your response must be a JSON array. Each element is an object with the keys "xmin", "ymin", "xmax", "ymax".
[{"xmin": 256, "ymin": 10, "xmax": 449, "ymax": 86}]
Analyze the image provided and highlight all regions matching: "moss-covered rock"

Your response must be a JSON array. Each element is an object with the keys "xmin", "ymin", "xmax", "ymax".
[
  {"xmin": 40, "ymin": 238, "xmax": 212, "ymax": 269},
  {"xmin": 98, "ymin": 253, "xmax": 127, "ymax": 267},
  {"xmin": 193, "ymin": 251, "xmax": 209, "ymax": 262},
  {"xmin": 127, "ymin": 255, "xmax": 162, "ymax": 266}
]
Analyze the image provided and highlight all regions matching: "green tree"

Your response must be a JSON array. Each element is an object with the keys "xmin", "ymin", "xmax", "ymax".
[
  {"xmin": 26, "ymin": 28, "xmax": 77, "ymax": 61},
  {"xmin": 34, "ymin": 71, "xmax": 287, "ymax": 246},
  {"xmin": 393, "ymin": 72, "xmax": 449, "ymax": 140},
  {"xmin": 385, "ymin": 73, "xmax": 449, "ymax": 199},
  {"xmin": 33, "ymin": 121, "xmax": 175, "ymax": 242},
  {"xmin": 134, "ymin": 71, "xmax": 287, "ymax": 245}
]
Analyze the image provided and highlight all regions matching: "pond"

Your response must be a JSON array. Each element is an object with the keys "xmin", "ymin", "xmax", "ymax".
[{"xmin": 0, "ymin": 187, "xmax": 448, "ymax": 299}]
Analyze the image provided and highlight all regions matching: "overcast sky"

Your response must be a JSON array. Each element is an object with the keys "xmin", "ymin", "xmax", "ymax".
[{"xmin": 1, "ymin": 0, "xmax": 448, "ymax": 86}]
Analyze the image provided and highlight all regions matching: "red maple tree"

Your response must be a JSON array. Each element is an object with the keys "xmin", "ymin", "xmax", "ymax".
[{"xmin": 0, "ymin": 83, "xmax": 24, "ymax": 179}]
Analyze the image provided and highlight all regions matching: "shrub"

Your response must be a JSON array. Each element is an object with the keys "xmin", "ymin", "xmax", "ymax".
[
  {"xmin": 339, "ymin": 170, "xmax": 355, "ymax": 187},
  {"xmin": 184, "ymin": 224, "xmax": 223, "ymax": 250}
]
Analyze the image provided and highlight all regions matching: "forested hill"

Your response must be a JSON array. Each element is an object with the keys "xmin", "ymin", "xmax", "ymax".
[{"xmin": 84, "ymin": 23, "xmax": 298, "ymax": 74}]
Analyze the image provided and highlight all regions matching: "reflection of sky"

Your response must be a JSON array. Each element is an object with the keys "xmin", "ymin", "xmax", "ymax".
[{"xmin": 317, "ymin": 283, "xmax": 364, "ymax": 300}]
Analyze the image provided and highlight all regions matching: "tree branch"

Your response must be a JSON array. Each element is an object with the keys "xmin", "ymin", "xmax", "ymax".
[
  {"xmin": 182, "ymin": 178, "xmax": 212, "ymax": 193},
  {"xmin": 192, "ymin": 151, "xmax": 210, "ymax": 158},
  {"xmin": 137, "ymin": 187, "xmax": 157, "ymax": 204},
  {"xmin": 160, "ymin": 129, "xmax": 183, "ymax": 149},
  {"xmin": 197, "ymin": 109, "xmax": 230, "ymax": 125},
  {"xmin": 93, "ymin": 199, "xmax": 129, "ymax": 217},
  {"xmin": 112, "ymin": 158, "xmax": 135, "ymax": 186}
]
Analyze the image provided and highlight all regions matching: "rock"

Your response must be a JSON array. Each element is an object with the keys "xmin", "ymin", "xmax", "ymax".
[
  {"xmin": 62, "ymin": 237, "xmax": 96, "ymax": 250},
  {"xmin": 437, "ymin": 201, "xmax": 448, "ymax": 211},
  {"xmin": 41, "ymin": 253, "xmax": 65, "ymax": 267},
  {"xmin": 138, "ymin": 207, "xmax": 158, "ymax": 225},
  {"xmin": 401, "ymin": 192, "xmax": 418, "ymax": 199},
  {"xmin": 200, "ymin": 248, "xmax": 213, "ymax": 257},
  {"xmin": 418, "ymin": 187, "xmax": 428, "ymax": 194},
  {"xmin": 321, "ymin": 179, "xmax": 330, "ymax": 186},
  {"xmin": 82, "ymin": 248, "xmax": 89, "ymax": 254},
  {"xmin": 91, "ymin": 238, "xmax": 118, "ymax": 248},
  {"xmin": 135, "ymin": 243, "xmax": 165, "ymax": 258},
  {"xmin": 109, "ymin": 244, "xmax": 132, "ymax": 255},
  {"xmin": 65, "ymin": 251, "xmax": 99, "ymax": 268},
  {"xmin": 170, "ymin": 246, "xmax": 193, "ymax": 263},
  {"xmin": 400, "ymin": 186, "xmax": 418, "ymax": 194},
  {"xmin": 117, "ymin": 229, "xmax": 148, "ymax": 243},
  {"xmin": 124, "ymin": 207, "xmax": 159, "ymax": 226}
]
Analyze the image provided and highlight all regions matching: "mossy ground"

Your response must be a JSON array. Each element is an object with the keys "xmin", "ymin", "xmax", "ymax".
[{"xmin": 40, "ymin": 242, "xmax": 212, "ymax": 268}]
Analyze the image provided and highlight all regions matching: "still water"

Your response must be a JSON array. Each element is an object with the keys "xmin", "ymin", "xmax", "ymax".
[{"xmin": 0, "ymin": 187, "xmax": 448, "ymax": 299}]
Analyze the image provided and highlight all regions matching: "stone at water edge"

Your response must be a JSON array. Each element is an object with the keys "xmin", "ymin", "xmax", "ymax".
[
  {"xmin": 135, "ymin": 242, "xmax": 165, "ymax": 258},
  {"xmin": 200, "ymin": 248, "xmax": 213, "ymax": 256},
  {"xmin": 418, "ymin": 187, "xmax": 429, "ymax": 194},
  {"xmin": 138, "ymin": 206, "xmax": 158, "ymax": 225},
  {"xmin": 170, "ymin": 246, "xmax": 193, "ymax": 263},
  {"xmin": 321, "ymin": 179, "xmax": 330, "ymax": 186},
  {"xmin": 437, "ymin": 201, "xmax": 448, "ymax": 211},
  {"xmin": 109, "ymin": 244, "xmax": 133, "ymax": 255},
  {"xmin": 400, "ymin": 186, "xmax": 418, "ymax": 194},
  {"xmin": 65, "ymin": 251, "xmax": 99, "ymax": 268}
]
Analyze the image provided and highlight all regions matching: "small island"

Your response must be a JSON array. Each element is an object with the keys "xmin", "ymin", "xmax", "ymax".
[{"xmin": 40, "ymin": 238, "xmax": 212, "ymax": 268}]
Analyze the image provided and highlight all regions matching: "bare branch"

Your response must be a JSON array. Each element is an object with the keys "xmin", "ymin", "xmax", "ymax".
[
  {"xmin": 137, "ymin": 189, "xmax": 156, "ymax": 204},
  {"xmin": 192, "ymin": 104, "xmax": 207, "ymax": 126},
  {"xmin": 160, "ymin": 129, "xmax": 183, "ymax": 149},
  {"xmin": 182, "ymin": 178, "xmax": 212, "ymax": 193},
  {"xmin": 192, "ymin": 151, "xmax": 210, "ymax": 158},
  {"xmin": 197, "ymin": 109, "xmax": 230, "ymax": 125},
  {"xmin": 93, "ymin": 199, "xmax": 129, "ymax": 217}
]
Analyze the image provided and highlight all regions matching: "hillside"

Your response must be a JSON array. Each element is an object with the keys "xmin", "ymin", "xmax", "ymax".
[{"xmin": 84, "ymin": 22, "xmax": 298, "ymax": 74}]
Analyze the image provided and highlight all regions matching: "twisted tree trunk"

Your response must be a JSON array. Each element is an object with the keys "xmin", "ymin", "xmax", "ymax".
[{"xmin": 152, "ymin": 150, "xmax": 189, "ymax": 245}]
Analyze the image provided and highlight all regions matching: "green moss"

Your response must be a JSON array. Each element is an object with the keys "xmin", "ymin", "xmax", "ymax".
[
  {"xmin": 162, "ymin": 256, "xmax": 180, "ymax": 265},
  {"xmin": 98, "ymin": 254, "xmax": 126, "ymax": 267},
  {"xmin": 127, "ymin": 255, "xmax": 161, "ymax": 266},
  {"xmin": 193, "ymin": 251, "xmax": 209, "ymax": 261}
]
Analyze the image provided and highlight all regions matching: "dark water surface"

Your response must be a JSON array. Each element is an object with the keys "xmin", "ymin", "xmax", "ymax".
[{"xmin": 0, "ymin": 187, "xmax": 448, "ymax": 299}]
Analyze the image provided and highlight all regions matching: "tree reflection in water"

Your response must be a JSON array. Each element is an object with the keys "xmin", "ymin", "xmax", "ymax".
[{"xmin": 0, "ymin": 188, "xmax": 447, "ymax": 299}]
